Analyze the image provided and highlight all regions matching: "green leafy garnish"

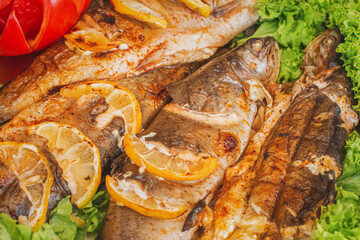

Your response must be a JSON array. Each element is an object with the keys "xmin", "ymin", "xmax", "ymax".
[
  {"xmin": 336, "ymin": 131, "xmax": 360, "ymax": 193},
  {"xmin": 0, "ymin": 214, "xmax": 32, "ymax": 240},
  {"xmin": 0, "ymin": 191, "xmax": 109, "ymax": 240},
  {"xmin": 314, "ymin": 131, "xmax": 360, "ymax": 239},
  {"xmin": 314, "ymin": 187, "xmax": 360, "ymax": 239}
]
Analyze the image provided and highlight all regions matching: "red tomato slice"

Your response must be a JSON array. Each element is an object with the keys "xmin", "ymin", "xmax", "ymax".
[
  {"xmin": 11, "ymin": 0, "xmax": 43, "ymax": 39},
  {"xmin": 0, "ymin": 11, "xmax": 30, "ymax": 55},
  {"xmin": 0, "ymin": 0, "xmax": 12, "ymax": 32},
  {"xmin": 0, "ymin": 0, "xmax": 90, "ymax": 56},
  {"xmin": 29, "ymin": 0, "xmax": 78, "ymax": 51}
]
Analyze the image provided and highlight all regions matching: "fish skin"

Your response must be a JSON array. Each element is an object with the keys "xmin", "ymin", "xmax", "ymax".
[
  {"xmin": 0, "ymin": 161, "xmax": 31, "ymax": 219},
  {"xmin": 102, "ymin": 37, "xmax": 280, "ymax": 240},
  {"xmin": 0, "ymin": 0, "xmax": 258, "ymax": 124},
  {"xmin": 103, "ymin": 196, "xmax": 192, "ymax": 240},
  {"xmin": 273, "ymin": 67, "xmax": 355, "ymax": 239},
  {"xmin": 0, "ymin": 64, "xmax": 194, "ymax": 222},
  {"xmin": 0, "ymin": 64, "xmax": 194, "ymax": 166},
  {"xmin": 210, "ymin": 94, "xmax": 291, "ymax": 240},
  {"xmin": 209, "ymin": 29, "xmax": 359, "ymax": 240}
]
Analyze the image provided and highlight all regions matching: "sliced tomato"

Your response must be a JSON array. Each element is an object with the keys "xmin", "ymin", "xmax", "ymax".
[
  {"xmin": 30, "ymin": 0, "xmax": 78, "ymax": 51},
  {"xmin": 0, "ymin": 0, "xmax": 90, "ymax": 56},
  {"xmin": 0, "ymin": 0, "xmax": 12, "ymax": 32},
  {"xmin": 11, "ymin": 0, "xmax": 43, "ymax": 39},
  {"xmin": 0, "ymin": 11, "xmax": 30, "ymax": 55}
]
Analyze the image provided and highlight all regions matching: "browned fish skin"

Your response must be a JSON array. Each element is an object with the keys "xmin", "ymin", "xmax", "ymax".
[
  {"xmin": 0, "ymin": 64, "xmax": 194, "ymax": 223},
  {"xmin": 102, "ymin": 37, "xmax": 280, "ymax": 240},
  {"xmin": 209, "ymin": 29, "xmax": 358, "ymax": 240},
  {"xmin": 0, "ymin": 161, "xmax": 31, "ymax": 219},
  {"xmin": 0, "ymin": 0, "xmax": 258, "ymax": 124},
  {"xmin": 273, "ymin": 68, "xmax": 354, "ymax": 238}
]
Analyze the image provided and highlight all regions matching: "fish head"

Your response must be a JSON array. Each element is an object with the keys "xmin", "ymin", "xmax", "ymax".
[
  {"xmin": 229, "ymin": 37, "xmax": 280, "ymax": 86},
  {"xmin": 303, "ymin": 28, "xmax": 341, "ymax": 78}
]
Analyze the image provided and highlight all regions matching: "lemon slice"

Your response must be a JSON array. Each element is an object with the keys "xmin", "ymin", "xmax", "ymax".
[
  {"xmin": 123, "ymin": 134, "xmax": 218, "ymax": 181},
  {"xmin": 110, "ymin": 0, "xmax": 168, "ymax": 28},
  {"xmin": 179, "ymin": 0, "xmax": 211, "ymax": 17},
  {"xmin": 28, "ymin": 122, "xmax": 101, "ymax": 209},
  {"xmin": 0, "ymin": 142, "xmax": 54, "ymax": 231},
  {"xmin": 60, "ymin": 81, "xmax": 142, "ymax": 135},
  {"xmin": 106, "ymin": 175, "xmax": 188, "ymax": 218}
]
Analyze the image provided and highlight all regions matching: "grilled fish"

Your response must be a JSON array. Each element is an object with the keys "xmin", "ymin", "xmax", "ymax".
[
  {"xmin": 102, "ymin": 37, "xmax": 280, "ymax": 240},
  {"xmin": 0, "ymin": 0, "xmax": 258, "ymax": 124},
  {"xmin": 206, "ymin": 29, "xmax": 358, "ymax": 240},
  {"xmin": 0, "ymin": 64, "xmax": 194, "ymax": 222}
]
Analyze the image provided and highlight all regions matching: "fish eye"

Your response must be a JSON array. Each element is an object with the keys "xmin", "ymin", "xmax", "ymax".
[
  {"xmin": 322, "ymin": 37, "xmax": 335, "ymax": 47},
  {"xmin": 252, "ymin": 40, "xmax": 263, "ymax": 51}
]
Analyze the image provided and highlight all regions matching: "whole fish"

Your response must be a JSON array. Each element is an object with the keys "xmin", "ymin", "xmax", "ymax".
[
  {"xmin": 0, "ymin": 0, "xmax": 258, "ymax": 124},
  {"xmin": 102, "ymin": 37, "xmax": 280, "ymax": 240},
  {"xmin": 0, "ymin": 64, "xmax": 195, "ymax": 222},
  {"xmin": 205, "ymin": 29, "xmax": 358, "ymax": 240}
]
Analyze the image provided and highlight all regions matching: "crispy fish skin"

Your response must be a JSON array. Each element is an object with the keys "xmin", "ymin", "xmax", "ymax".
[
  {"xmin": 273, "ymin": 69, "xmax": 356, "ymax": 239},
  {"xmin": 0, "ymin": 0, "xmax": 258, "ymax": 124},
  {"xmin": 210, "ymin": 29, "xmax": 358, "ymax": 240},
  {"xmin": 0, "ymin": 64, "xmax": 194, "ymax": 166},
  {"xmin": 210, "ymin": 93, "xmax": 291, "ymax": 240},
  {"xmin": 102, "ymin": 37, "xmax": 280, "ymax": 240},
  {"xmin": 0, "ymin": 64, "xmax": 194, "ymax": 222}
]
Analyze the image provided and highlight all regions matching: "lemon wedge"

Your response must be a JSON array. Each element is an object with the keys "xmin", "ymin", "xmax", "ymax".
[
  {"xmin": 106, "ymin": 175, "xmax": 188, "ymax": 218},
  {"xmin": 0, "ymin": 142, "xmax": 54, "ymax": 231},
  {"xmin": 179, "ymin": 0, "xmax": 211, "ymax": 17},
  {"xmin": 28, "ymin": 122, "xmax": 101, "ymax": 209},
  {"xmin": 123, "ymin": 134, "xmax": 218, "ymax": 181},
  {"xmin": 110, "ymin": 0, "xmax": 168, "ymax": 28},
  {"xmin": 60, "ymin": 81, "xmax": 142, "ymax": 135}
]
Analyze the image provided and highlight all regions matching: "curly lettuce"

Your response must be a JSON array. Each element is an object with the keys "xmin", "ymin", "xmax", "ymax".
[
  {"xmin": 313, "ymin": 131, "xmax": 360, "ymax": 239},
  {"xmin": 336, "ymin": 131, "xmax": 360, "ymax": 193},
  {"xmin": 0, "ymin": 191, "xmax": 109, "ymax": 240},
  {"xmin": 314, "ymin": 187, "xmax": 360, "ymax": 239}
]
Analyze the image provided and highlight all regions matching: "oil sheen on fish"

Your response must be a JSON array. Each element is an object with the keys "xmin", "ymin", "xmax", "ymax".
[
  {"xmin": 0, "ymin": 64, "xmax": 194, "ymax": 222},
  {"xmin": 102, "ymin": 37, "xmax": 280, "ymax": 240},
  {"xmin": 0, "ymin": 0, "xmax": 258, "ymax": 124},
  {"xmin": 204, "ymin": 29, "xmax": 358, "ymax": 240}
]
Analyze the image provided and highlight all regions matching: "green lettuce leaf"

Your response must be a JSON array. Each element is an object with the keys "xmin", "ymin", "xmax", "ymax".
[
  {"xmin": 0, "ymin": 191, "xmax": 109, "ymax": 240},
  {"xmin": 73, "ymin": 191, "xmax": 109, "ymax": 239},
  {"xmin": 0, "ymin": 214, "xmax": 32, "ymax": 240},
  {"xmin": 32, "ymin": 197, "xmax": 78, "ymax": 240},
  {"xmin": 336, "ymin": 131, "xmax": 360, "ymax": 194},
  {"xmin": 313, "ymin": 187, "xmax": 360, "ymax": 239},
  {"xmin": 314, "ymin": 131, "xmax": 360, "ymax": 239}
]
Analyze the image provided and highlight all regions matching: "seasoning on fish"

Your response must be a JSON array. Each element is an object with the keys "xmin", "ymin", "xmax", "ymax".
[
  {"xmin": 205, "ymin": 29, "xmax": 359, "ymax": 240},
  {"xmin": 0, "ymin": 0, "xmax": 258, "ymax": 124},
  {"xmin": 0, "ymin": 64, "xmax": 194, "ymax": 227},
  {"xmin": 103, "ymin": 37, "xmax": 280, "ymax": 240},
  {"xmin": 0, "ymin": 142, "xmax": 54, "ymax": 230}
]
